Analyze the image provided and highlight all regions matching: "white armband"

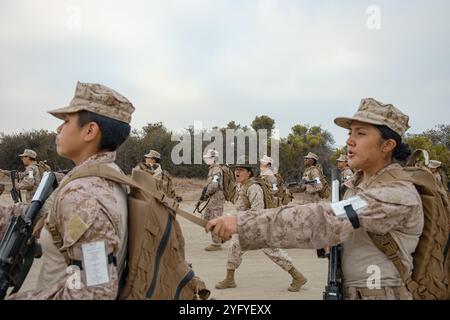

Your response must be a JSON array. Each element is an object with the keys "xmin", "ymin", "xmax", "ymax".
[{"xmin": 330, "ymin": 196, "xmax": 368, "ymax": 219}]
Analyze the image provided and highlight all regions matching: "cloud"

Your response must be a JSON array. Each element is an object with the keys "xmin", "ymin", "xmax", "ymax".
[{"xmin": 0, "ymin": 0, "xmax": 449, "ymax": 148}]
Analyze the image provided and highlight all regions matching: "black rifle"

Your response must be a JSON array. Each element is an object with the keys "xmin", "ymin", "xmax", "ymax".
[
  {"xmin": 287, "ymin": 178, "xmax": 318, "ymax": 189},
  {"xmin": 323, "ymin": 168, "xmax": 343, "ymax": 300},
  {"xmin": 9, "ymin": 171, "xmax": 22, "ymax": 203},
  {"xmin": 0, "ymin": 172, "xmax": 57, "ymax": 299},
  {"xmin": 193, "ymin": 187, "xmax": 209, "ymax": 214}
]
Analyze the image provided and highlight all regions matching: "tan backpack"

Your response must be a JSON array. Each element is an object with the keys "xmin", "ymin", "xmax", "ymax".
[
  {"xmin": 246, "ymin": 177, "xmax": 279, "ymax": 209},
  {"xmin": 47, "ymin": 164, "xmax": 210, "ymax": 300},
  {"xmin": 38, "ymin": 160, "xmax": 52, "ymax": 177},
  {"xmin": 274, "ymin": 173, "xmax": 294, "ymax": 206},
  {"xmin": 219, "ymin": 164, "xmax": 237, "ymax": 203},
  {"xmin": 368, "ymin": 166, "xmax": 449, "ymax": 300}
]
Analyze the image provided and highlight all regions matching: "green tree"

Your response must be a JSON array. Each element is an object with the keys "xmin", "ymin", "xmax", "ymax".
[{"xmin": 280, "ymin": 124, "xmax": 335, "ymax": 181}]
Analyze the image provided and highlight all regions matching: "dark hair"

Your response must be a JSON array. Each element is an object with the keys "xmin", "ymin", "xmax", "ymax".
[
  {"xmin": 77, "ymin": 110, "xmax": 131, "ymax": 151},
  {"xmin": 374, "ymin": 125, "xmax": 411, "ymax": 162},
  {"xmin": 312, "ymin": 159, "xmax": 317, "ymax": 166}
]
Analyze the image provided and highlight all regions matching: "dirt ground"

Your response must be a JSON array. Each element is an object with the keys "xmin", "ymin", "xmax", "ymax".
[{"xmin": 0, "ymin": 176, "xmax": 328, "ymax": 300}]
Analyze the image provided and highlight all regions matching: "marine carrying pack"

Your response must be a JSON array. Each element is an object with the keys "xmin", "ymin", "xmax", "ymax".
[
  {"xmin": 245, "ymin": 177, "xmax": 279, "ymax": 209},
  {"xmin": 368, "ymin": 165, "xmax": 449, "ymax": 300},
  {"xmin": 37, "ymin": 161, "xmax": 51, "ymax": 177},
  {"xmin": 46, "ymin": 164, "xmax": 210, "ymax": 300}
]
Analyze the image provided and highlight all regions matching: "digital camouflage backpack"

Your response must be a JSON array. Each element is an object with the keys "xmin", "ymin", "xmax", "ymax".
[
  {"xmin": 245, "ymin": 177, "xmax": 279, "ymax": 209},
  {"xmin": 38, "ymin": 161, "xmax": 52, "ymax": 177},
  {"xmin": 46, "ymin": 164, "xmax": 211, "ymax": 300},
  {"xmin": 368, "ymin": 164, "xmax": 449, "ymax": 300},
  {"xmin": 219, "ymin": 164, "xmax": 237, "ymax": 203}
]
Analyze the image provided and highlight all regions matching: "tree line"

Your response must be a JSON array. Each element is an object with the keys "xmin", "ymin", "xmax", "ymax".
[{"xmin": 0, "ymin": 117, "xmax": 448, "ymax": 183}]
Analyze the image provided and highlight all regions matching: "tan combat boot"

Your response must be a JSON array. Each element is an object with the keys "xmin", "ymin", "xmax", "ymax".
[
  {"xmin": 204, "ymin": 243, "xmax": 222, "ymax": 251},
  {"xmin": 288, "ymin": 267, "xmax": 307, "ymax": 292},
  {"xmin": 215, "ymin": 269, "xmax": 237, "ymax": 289}
]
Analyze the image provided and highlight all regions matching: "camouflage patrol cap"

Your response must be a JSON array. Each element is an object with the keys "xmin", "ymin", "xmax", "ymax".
[
  {"xmin": 428, "ymin": 160, "xmax": 442, "ymax": 169},
  {"xmin": 304, "ymin": 152, "xmax": 319, "ymax": 161},
  {"xmin": 144, "ymin": 149, "xmax": 161, "ymax": 159},
  {"xmin": 48, "ymin": 82, "xmax": 135, "ymax": 124},
  {"xmin": 259, "ymin": 155, "xmax": 273, "ymax": 165},
  {"xmin": 203, "ymin": 149, "xmax": 219, "ymax": 159},
  {"xmin": 336, "ymin": 154, "xmax": 348, "ymax": 162},
  {"xmin": 334, "ymin": 98, "xmax": 410, "ymax": 137},
  {"xmin": 18, "ymin": 149, "xmax": 37, "ymax": 159}
]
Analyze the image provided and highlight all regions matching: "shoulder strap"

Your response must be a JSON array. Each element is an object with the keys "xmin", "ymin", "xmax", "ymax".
[
  {"xmin": 367, "ymin": 232, "xmax": 419, "ymax": 293},
  {"xmin": 59, "ymin": 164, "xmax": 207, "ymax": 228},
  {"xmin": 366, "ymin": 167, "xmax": 420, "ymax": 294},
  {"xmin": 369, "ymin": 167, "xmax": 413, "ymax": 186}
]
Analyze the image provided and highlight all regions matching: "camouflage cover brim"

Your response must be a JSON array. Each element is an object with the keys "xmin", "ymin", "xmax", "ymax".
[
  {"xmin": 47, "ymin": 105, "xmax": 83, "ymax": 120},
  {"xmin": 334, "ymin": 116, "xmax": 386, "ymax": 130},
  {"xmin": 47, "ymin": 97, "xmax": 133, "ymax": 124},
  {"xmin": 230, "ymin": 163, "xmax": 254, "ymax": 169}
]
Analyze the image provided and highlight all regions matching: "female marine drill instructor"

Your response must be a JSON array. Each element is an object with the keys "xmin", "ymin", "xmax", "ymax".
[{"xmin": 206, "ymin": 98, "xmax": 423, "ymax": 300}]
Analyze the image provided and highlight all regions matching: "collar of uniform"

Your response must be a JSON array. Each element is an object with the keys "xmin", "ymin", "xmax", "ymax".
[
  {"xmin": 343, "ymin": 163, "xmax": 403, "ymax": 191},
  {"xmin": 68, "ymin": 151, "xmax": 116, "ymax": 175},
  {"xmin": 25, "ymin": 163, "xmax": 38, "ymax": 169},
  {"xmin": 57, "ymin": 151, "xmax": 116, "ymax": 189},
  {"xmin": 260, "ymin": 168, "xmax": 273, "ymax": 176}
]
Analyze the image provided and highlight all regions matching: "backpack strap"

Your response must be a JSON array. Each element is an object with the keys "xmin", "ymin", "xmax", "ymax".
[
  {"xmin": 367, "ymin": 232, "xmax": 420, "ymax": 294},
  {"xmin": 366, "ymin": 167, "xmax": 421, "ymax": 295},
  {"xmin": 57, "ymin": 164, "xmax": 207, "ymax": 227}
]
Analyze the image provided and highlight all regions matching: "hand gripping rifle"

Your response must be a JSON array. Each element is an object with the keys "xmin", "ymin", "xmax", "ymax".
[
  {"xmin": 323, "ymin": 168, "xmax": 343, "ymax": 300},
  {"xmin": 0, "ymin": 171, "xmax": 57, "ymax": 299},
  {"xmin": 10, "ymin": 170, "xmax": 22, "ymax": 203}
]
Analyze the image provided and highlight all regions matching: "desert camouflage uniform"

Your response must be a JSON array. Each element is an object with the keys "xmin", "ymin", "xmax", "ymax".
[
  {"xmin": 203, "ymin": 164, "xmax": 225, "ymax": 244},
  {"xmin": 339, "ymin": 166, "xmax": 354, "ymax": 197},
  {"xmin": 260, "ymin": 168, "xmax": 278, "ymax": 194},
  {"xmin": 0, "ymin": 152, "xmax": 128, "ymax": 300},
  {"xmin": 300, "ymin": 166, "xmax": 324, "ymax": 203},
  {"xmin": 340, "ymin": 167, "xmax": 354, "ymax": 185},
  {"xmin": 17, "ymin": 163, "xmax": 41, "ymax": 203},
  {"xmin": 236, "ymin": 164, "xmax": 423, "ymax": 300},
  {"xmin": 227, "ymin": 178, "xmax": 293, "ymax": 271}
]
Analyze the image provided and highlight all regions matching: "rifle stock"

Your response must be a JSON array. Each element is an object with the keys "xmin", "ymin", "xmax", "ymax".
[{"xmin": 287, "ymin": 178, "xmax": 319, "ymax": 189}]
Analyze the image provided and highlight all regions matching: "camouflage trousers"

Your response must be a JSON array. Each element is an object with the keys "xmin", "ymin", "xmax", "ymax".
[
  {"xmin": 344, "ymin": 286, "xmax": 413, "ymax": 300},
  {"xmin": 203, "ymin": 205, "xmax": 225, "ymax": 244},
  {"xmin": 226, "ymin": 234, "xmax": 293, "ymax": 271}
]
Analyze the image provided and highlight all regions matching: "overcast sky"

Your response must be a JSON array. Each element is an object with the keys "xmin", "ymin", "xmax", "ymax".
[{"xmin": 0, "ymin": 0, "xmax": 449, "ymax": 147}]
